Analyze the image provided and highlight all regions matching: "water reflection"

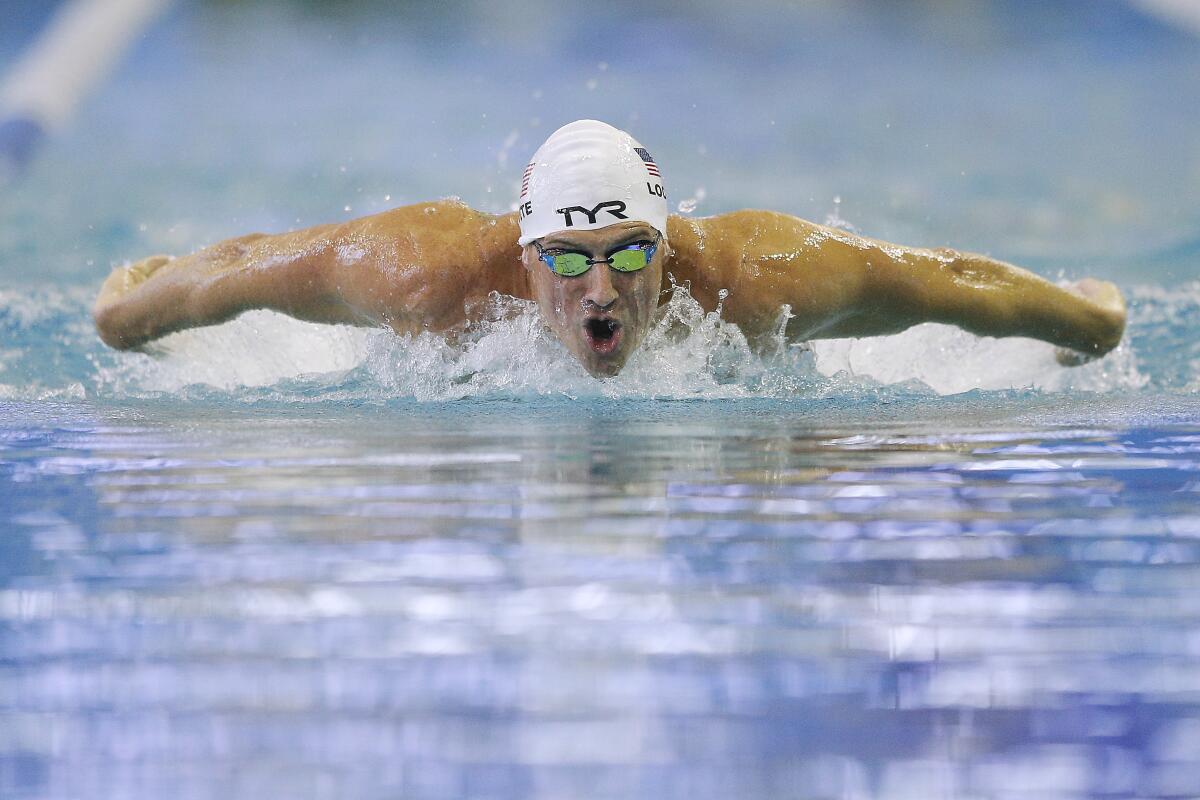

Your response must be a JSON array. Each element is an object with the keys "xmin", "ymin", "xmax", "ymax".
[{"xmin": 2, "ymin": 398, "xmax": 1200, "ymax": 798}]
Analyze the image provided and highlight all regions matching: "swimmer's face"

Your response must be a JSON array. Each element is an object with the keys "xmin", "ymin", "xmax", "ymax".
[{"xmin": 523, "ymin": 222, "xmax": 665, "ymax": 378}]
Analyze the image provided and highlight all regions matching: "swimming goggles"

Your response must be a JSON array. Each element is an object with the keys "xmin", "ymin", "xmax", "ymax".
[{"xmin": 533, "ymin": 232, "xmax": 661, "ymax": 277}]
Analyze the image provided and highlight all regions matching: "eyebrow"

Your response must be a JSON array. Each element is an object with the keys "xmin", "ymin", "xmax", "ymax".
[{"xmin": 541, "ymin": 230, "xmax": 654, "ymax": 250}]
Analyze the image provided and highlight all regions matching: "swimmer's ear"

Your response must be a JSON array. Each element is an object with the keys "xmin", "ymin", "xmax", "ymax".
[
  {"xmin": 659, "ymin": 237, "xmax": 674, "ymax": 260},
  {"xmin": 520, "ymin": 245, "xmax": 537, "ymax": 271}
]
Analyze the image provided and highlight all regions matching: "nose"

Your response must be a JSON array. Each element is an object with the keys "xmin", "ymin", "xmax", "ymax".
[{"xmin": 581, "ymin": 264, "xmax": 618, "ymax": 310}]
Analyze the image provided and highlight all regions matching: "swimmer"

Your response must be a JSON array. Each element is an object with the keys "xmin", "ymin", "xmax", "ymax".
[{"xmin": 94, "ymin": 119, "xmax": 1127, "ymax": 377}]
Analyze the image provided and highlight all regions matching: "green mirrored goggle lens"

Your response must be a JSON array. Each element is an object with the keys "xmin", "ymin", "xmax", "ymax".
[
  {"xmin": 609, "ymin": 247, "xmax": 650, "ymax": 272},
  {"xmin": 536, "ymin": 233, "xmax": 659, "ymax": 277},
  {"xmin": 547, "ymin": 246, "xmax": 650, "ymax": 276},
  {"xmin": 548, "ymin": 252, "xmax": 591, "ymax": 276}
]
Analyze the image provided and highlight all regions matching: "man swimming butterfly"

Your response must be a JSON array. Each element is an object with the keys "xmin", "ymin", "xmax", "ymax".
[{"xmin": 94, "ymin": 119, "xmax": 1127, "ymax": 377}]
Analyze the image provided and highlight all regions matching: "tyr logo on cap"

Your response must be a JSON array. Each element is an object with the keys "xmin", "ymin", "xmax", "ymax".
[
  {"xmin": 515, "ymin": 121, "xmax": 668, "ymax": 245},
  {"xmin": 555, "ymin": 200, "xmax": 628, "ymax": 227}
]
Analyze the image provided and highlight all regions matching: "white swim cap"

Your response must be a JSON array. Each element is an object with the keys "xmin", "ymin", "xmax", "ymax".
[{"xmin": 516, "ymin": 119, "xmax": 668, "ymax": 246}]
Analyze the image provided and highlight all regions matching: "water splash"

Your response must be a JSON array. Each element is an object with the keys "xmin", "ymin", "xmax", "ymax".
[
  {"xmin": 0, "ymin": 281, "xmax": 1194, "ymax": 403},
  {"xmin": 823, "ymin": 195, "xmax": 858, "ymax": 234}
]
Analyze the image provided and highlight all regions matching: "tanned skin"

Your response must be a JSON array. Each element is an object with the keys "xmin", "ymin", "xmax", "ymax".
[{"xmin": 94, "ymin": 199, "xmax": 1127, "ymax": 376}]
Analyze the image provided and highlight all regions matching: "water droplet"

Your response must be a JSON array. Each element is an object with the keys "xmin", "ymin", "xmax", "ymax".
[{"xmin": 677, "ymin": 188, "xmax": 705, "ymax": 214}]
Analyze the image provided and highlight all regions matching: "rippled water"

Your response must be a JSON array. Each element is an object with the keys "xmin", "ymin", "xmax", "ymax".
[
  {"xmin": 3, "ymin": 0, "xmax": 1200, "ymax": 797},
  {"xmin": 3, "ymin": 395, "xmax": 1200, "ymax": 799}
]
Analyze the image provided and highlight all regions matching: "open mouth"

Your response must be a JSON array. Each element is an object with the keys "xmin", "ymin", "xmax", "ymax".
[{"xmin": 584, "ymin": 318, "xmax": 622, "ymax": 355}]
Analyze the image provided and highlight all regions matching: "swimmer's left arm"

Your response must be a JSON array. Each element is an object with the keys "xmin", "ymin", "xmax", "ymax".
[
  {"xmin": 840, "ymin": 242, "xmax": 1127, "ymax": 357},
  {"xmin": 691, "ymin": 210, "xmax": 1126, "ymax": 357}
]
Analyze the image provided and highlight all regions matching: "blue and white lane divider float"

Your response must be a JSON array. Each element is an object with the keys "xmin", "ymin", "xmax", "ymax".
[{"xmin": 0, "ymin": 0, "xmax": 170, "ymax": 180}]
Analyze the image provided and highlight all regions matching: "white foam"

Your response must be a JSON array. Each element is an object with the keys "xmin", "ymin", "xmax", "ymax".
[
  {"xmin": 810, "ymin": 323, "xmax": 1146, "ymax": 394},
  {"xmin": 98, "ymin": 310, "xmax": 375, "ymax": 393},
  {"xmin": 91, "ymin": 283, "xmax": 1149, "ymax": 400}
]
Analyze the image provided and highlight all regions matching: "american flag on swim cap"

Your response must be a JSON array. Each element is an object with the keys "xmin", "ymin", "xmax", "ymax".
[
  {"xmin": 520, "ymin": 162, "xmax": 534, "ymax": 198},
  {"xmin": 635, "ymin": 147, "xmax": 660, "ymax": 178}
]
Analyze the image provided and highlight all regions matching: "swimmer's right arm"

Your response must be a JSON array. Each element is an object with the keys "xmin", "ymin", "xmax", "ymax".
[
  {"xmin": 93, "ymin": 228, "xmax": 359, "ymax": 349},
  {"xmin": 93, "ymin": 201, "xmax": 523, "ymax": 349}
]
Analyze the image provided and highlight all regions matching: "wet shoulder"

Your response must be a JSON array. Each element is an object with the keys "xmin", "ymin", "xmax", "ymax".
[
  {"xmin": 342, "ymin": 200, "xmax": 518, "ymax": 275},
  {"xmin": 351, "ymin": 198, "xmax": 492, "ymax": 245},
  {"xmin": 326, "ymin": 200, "xmax": 523, "ymax": 328},
  {"xmin": 664, "ymin": 210, "xmax": 823, "ymax": 308}
]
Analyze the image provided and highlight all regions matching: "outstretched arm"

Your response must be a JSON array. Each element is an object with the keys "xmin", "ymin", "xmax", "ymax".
[
  {"xmin": 671, "ymin": 211, "xmax": 1125, "ymax": 357},
  {"xmin": 94, "ymin": 226, "xmax": 355, "ymax": 349},
  {"xmin": 94, "ymin": 201, "xmax": 523, "ymax": 350},
  {"xmin": 853, "ymin": 245, "xmax": 1126, "ymax": 358}
]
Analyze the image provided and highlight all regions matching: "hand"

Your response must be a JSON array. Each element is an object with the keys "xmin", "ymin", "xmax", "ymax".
[
  {"xmin": 93, "ymin": 255, "xmax": 174, "ymax": 348},
  {"xmin": 1055, "ymin": 278, "xmax": 1127, "ymax": 366},
  {"xmin": 95, "ymin": 254, "xmax": 172, "ymax": 307}
]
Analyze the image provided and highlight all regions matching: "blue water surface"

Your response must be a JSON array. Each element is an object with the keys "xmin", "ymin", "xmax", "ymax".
[
  {"xmin": 4, "ymin": 393, "xmax": 1200, "ymax": 799},
  {"xmin": 2, "ymin": 1, "xmax": 1200, "ymax": 798}
]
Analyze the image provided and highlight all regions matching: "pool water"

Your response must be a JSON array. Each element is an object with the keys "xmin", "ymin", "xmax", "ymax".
[
  {"xmin": 4, "ymin": 395, "xmax": 1200, "ymax": 799},
  {"xmin": 2, "ymin": 1, "xmax": 1200, "ymax": 798}
]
